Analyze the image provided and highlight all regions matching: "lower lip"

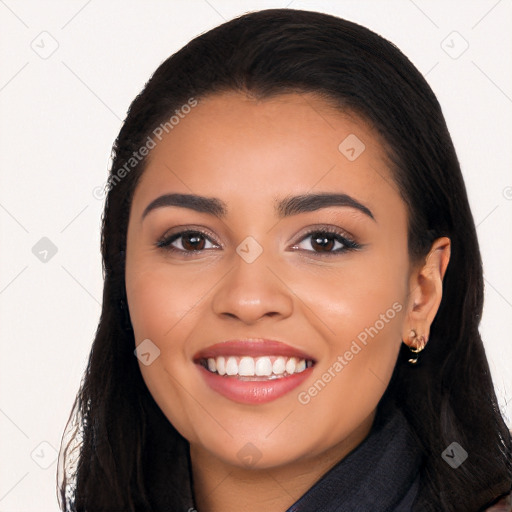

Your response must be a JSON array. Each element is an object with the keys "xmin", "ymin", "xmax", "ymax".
[{"xmin": 196, "ymin": 364, "xmax": 314, "ymax": 404}]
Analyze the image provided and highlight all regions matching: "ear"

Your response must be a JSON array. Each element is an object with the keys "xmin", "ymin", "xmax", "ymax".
[{"xmin": 402, "ymin": 237, "xmax": 451, "ymax": 347}]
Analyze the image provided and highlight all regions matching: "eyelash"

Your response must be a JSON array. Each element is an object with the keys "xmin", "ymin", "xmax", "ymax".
[
  {"xmin": 156, "ymin": 226, "xmax": 361, "ymax": 257},
  {"xmin": 293, "ymin": 227, "xmax": 361, "ymax": 255}
]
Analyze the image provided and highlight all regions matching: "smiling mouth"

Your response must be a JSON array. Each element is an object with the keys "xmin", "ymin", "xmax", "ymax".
[{"xmin": 197, "ymin": 355, "xmax": 315, "ymax": 380}]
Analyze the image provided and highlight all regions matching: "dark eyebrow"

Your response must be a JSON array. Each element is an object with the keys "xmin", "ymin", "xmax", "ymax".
[
  {"xmin": 142, "ymin": 193, "xmax": 227, "ymax": 220},
  {"xmin": 141, "ymin": 192, "xmax": 374, "ymax": 221},
  {"xmin": 276, "ymin": 192, "xmax": 374, "ymax": 220}
]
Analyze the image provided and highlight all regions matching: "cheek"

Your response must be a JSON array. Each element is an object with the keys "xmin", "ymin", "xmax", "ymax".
[
  {"xmin": 124, "ymin": 261, "xmax": 208, "ymax": 441},
  {"xmin": 289, "ymin": 250, "xmax": 407, "ymax": 344},
  {"xmin": 125, "ymin": 261, "xmax": 211, "ymax": 346},
  {"xmin": 289, "ymin": 252, "xmax": 407, "ymax": 418}
]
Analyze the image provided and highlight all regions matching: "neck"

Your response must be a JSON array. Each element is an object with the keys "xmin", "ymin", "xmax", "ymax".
[{"xmin": 190, "ymin": 410, "xmax": 376, "ymax": 512}]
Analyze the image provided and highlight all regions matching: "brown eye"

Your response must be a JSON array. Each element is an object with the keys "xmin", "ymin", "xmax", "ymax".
[
  {"xmin": 157, "ymin": 230, "xmax": 219, "ymax": 253},
  {"xmin": 181, "ymin": 232, "xmax": 206, "ymax": 251},
  {"xmin": 310, "ymin": 233, "xmax": 336, "ymax": 252},
  {"xmin": 291, "ymin": 228, "xmax": 360, "ymax": 256}
]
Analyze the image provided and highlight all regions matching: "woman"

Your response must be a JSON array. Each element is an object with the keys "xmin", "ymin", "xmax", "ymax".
[{"xmin": 58, "ymin": 8, "xmax": 512, "ymax": 511}]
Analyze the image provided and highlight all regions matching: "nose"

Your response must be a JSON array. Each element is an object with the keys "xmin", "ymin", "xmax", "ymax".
[{"xmin": 211, "ymin": 253, "xmax": 294, "ymax": 325}]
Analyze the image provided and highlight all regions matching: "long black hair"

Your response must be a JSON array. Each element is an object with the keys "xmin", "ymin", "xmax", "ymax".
[{"xmin": 58, "ymin": 8, "xmax": 512, "ymax": 511}]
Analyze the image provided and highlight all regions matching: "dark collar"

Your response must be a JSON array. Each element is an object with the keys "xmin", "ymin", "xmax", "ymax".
[{"xmin": 284, "ymin": 400, "xmax": 423, "ymax": 511}]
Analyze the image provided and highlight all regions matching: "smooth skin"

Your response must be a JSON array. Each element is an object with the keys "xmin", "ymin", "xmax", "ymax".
[{"xmin": 125, "ymin": 91, "xmax": 450, "ymax": 512}]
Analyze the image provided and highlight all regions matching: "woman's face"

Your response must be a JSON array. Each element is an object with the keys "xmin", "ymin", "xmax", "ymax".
[{"xmin": 125, "ymin": 91, "xmax": 413, "ymax": 469}]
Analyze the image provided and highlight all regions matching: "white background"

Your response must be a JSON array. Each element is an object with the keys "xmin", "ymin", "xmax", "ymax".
[{"xmin": 0, "ymin": 1, "xmax": 511, "ymax": 510}]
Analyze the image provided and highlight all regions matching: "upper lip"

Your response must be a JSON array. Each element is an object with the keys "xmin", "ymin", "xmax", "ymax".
[{"xmin": 193, "ymin": 339, "xmax": 316, "ymax": 362}]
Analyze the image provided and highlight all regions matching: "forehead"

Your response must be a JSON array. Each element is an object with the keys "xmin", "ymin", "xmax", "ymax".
[{"xmin": 133, "ymin": 91, "xmax": 401, "ymax": 218}]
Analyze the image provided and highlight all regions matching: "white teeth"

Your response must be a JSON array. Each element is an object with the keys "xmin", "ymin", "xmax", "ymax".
[
  {"xmin": 238, "ymin": 356, "xmax": 255, "ymax": 376},
  {"xmin": 285, "ymin": 357, "xmax": 296, "ymax": 375},
  {"xmin": 226, "ymin": 356, "xmax": 238, "ymax": 376},
  {"xmin": 216, "ymin": 356, "xmax": 226, "ymax": 376},
  {"xmin": 255, "ymin": 357, "xmax": 273, "ymax": 376},
  {"xmin": 202, "ymin": 355, "xmax": 312, "ymax": 378},
  {"xmin": 272, "ymin": 357, "xmax": 286, "ymax": 375}
]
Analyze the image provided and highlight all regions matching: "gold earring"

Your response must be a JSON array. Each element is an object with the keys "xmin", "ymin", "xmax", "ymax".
[{"xmin": 407, "ymin": 330, "xmax": 426, "ymax": 364}]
